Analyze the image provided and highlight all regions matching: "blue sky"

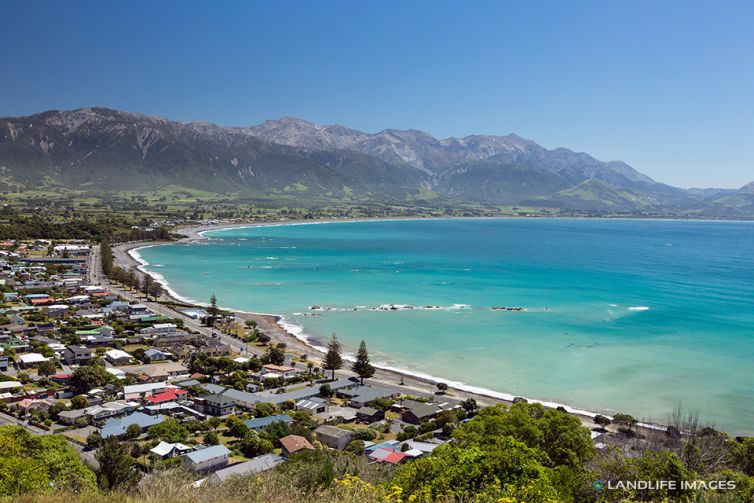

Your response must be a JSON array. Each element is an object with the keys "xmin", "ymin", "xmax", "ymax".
[{"xmin": 1, "ymin": 1, "xmax": 753, "ymax": 188}]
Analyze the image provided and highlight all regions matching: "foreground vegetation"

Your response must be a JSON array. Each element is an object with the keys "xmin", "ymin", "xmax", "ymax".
[{"xmin": 3, "ymin": 401, "xmax": 754, "ymax": 502}]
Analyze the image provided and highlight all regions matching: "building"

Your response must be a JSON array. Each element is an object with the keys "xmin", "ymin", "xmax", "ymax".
[
  {"xmin": 18, "ymin": 352, "xmax": 50, "ymax": 369},
  {"xmin": 243, "ymin": 414, "xmax": 292, "ymax": 432},
  {"xmin": 143, "ymin": 388, "xmax": 188, "ymax": 406},
  {"xmin": 314, "ymin": 425, "xmax": 354, "ymax": 450},
  {"xmin": 400, "ymin": 401, "xmax": 442, "ymax": 425},
  {"xmin": 62, "ymin": 345, "xmax": 92, "ymax": 366},
  {"xmin": 150, "ymin": 441, "xmax": 194, "ymax": 459},
  {"xmin": 338, "ymin": 385, "xmax": 401, "ymax": 408},
  {"xmin": 196, "ymin": 394, "xmax": 235, "ymax": 416},
  {"xmin": 100, "ymin": 411, "xmax": 165, "ymax": 438},
  {"xmin": 183, "ymin": 444, "xmax": 231, "ymax": 472},
  {"xmin": 105, "ymin": 349, "xmax": 132, "ymax": 365},
  {"xmin": 356, "ymin": 406, "xmax": 384, "ymax": 423},
  {"xmin": 204, "ymin": 454, "xmax": 285, "ymax": 484},
  {"xmin": 220, "ymin": 388, "xmax": 261, "ymax": 409},
  {"xmin": 279, "ymin": 435, "xmax": 314, "ymax": 458},
  {"xmin": 295, "ymin": 397, "xmax": 329, "ymax": 415},
  {"xmin": 143, "ymin": 348, "xmax": 170, "ymax": 362},
  {"xmin": 261, "ymin": 364, "xmax": 298, "ymax": 379},
  {"xmin": 123, "ymin": 382, "xmax": 168, "ymax": 400}
]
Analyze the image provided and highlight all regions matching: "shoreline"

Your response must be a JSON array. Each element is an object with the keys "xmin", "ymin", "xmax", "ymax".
[{"xmin": 115, "ymin": 218, "xmax": 675, "ymax": 433}]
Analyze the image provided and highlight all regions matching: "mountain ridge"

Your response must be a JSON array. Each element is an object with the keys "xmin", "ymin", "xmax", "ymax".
[{"xmin": 0, "ymin": 107, "xmax": 751, "ymax": 217}]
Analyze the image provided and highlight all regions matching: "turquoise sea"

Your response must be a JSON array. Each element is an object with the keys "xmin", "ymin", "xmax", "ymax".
[{"xmin": 135, "ymin": 219, "xmax": 754, "ymax": 434}]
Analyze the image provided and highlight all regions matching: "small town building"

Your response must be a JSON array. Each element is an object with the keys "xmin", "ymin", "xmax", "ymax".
[
  {"xmin": 182, "ymin": 444, "xmax": 231, "ymax": 472},
  {"xmin": 279, "ymin": 434, "xmax": 314, "ymax": 457},
  {"xmin": 314, "ymin": 424, "xmax": 354, "ymax": 450}
]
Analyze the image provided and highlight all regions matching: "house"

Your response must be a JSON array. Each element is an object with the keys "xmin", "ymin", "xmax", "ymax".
[
  {"xmin": 400, "ymin": 401, "xmax": 442, "ymax": 425},
  {"xmin": 100, "ymin": 411, "xmax": 166, "ymax": 438},
  {"xmin": 50, "ymin": 373, "xmax": 72, "ymax": 385},
  {"xmin": 105, "ymin": 349, "xmax": 133, "ymax": 365},
  {"xmin": 63, "ymin": 345, "xmax": 92, "ymax": 366},
  {"xmin": 315, "ymin": 405, "xmax": 358, "ymax": 424},
  {"xmin": 279, "ymin": 435, "xmax": 314, "ymax": 457},
  {"xmin": 369, "ymin": 448, "xmax": 408, "ymax": 465},
  {"xmin": 295, "ymin": 397, "xmax": 328, "ymax": 415},
  {"xmin": 356, "ymin": 406, "xmax": 384, "ymax": 423},
  {"xmin": 150, "ymin": 441, "xmax": 193, "ymax": 459},
  {"xmin": 196, "ymin": 394, "xmax": 235, "ymax": 416},
  {"xmin": 314, "ymin": 425, "xmax": 354, "ymax": 450},
  {"xmin": 123, "ymin": 382, "xmax": 168, "ymax": 400},
  {"xmin": 261, "ymin": 364, "xmax": 298, "ymax": 379},
  {"xmin": 182, "ymin": 444, "xmax": 231, "ymax": 472},
  {"xmin": 204, "ymin": 454, "xmax": 285, "ymax": 484},
  {"xmin": 338, "ymin": 385, "xmax": 401, "ymax": 408},
  {"xmin": 0, "ymin": 356, "xmax": 8, "ymax": 371},
  {"xmin": 18, "ymin": 352, "xmax": 50, "ymax": 369},
  {"xmin": 0, "ymin": 381, "xmax": 23, "ymax": 394},
  {"xmin": 58, "ymin": 408, "xmax": 88, "ymax": 425},
  {"xmin": 143, "ymin": 388, "xmax": 188, "ymax": 405},
  {"xmin": 85, "ymin": 400, "xmax": 139, "ymax": 422},
  {"xmin": 220, "ymin": 388, "xmax": 261, "ymax": 409},
  {"xmin": 131, "ymin": 362, "xmax": 189, "ymax": 381},
  {"xmin": 143, "ymin": 348, "xmax": 170, "ymax": 362},
  {"xmin": 243, "ymin": 414, "xmax": 292, "ymax": 432}
]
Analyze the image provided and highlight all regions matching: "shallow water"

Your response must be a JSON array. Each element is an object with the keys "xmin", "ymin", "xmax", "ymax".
[{"xmin": 137, "ymin": 218, "xmax": 754, "ymax": 434}]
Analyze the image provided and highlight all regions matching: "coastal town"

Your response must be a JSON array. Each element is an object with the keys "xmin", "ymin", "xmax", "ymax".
[
  {"xmin": 0, "ymin": 234, "xmax": 489, "ymax": 482},
  {"xmin": 1, "ymin": 230, "xmax": 752, "ymax": 503}
]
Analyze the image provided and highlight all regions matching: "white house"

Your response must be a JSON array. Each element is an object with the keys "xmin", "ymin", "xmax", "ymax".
[
  {"xmin": 123, "ymin": 382, "xmax": 168, "ymax": 400},
  {"xmin": 18, "ymin": 353, "xmax": 50, "ymax": 369},
  {"xmin": 105, "ymin": 349, "xmax": 133, "ymax": 365},
  {"xmin": 261, "ymin": 364, "xmax": 298, "ymax": 379}
]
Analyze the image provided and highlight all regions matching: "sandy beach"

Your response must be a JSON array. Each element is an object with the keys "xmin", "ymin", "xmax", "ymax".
[{"xmin": 110, "ymin": 219, "xmax": 673, "ymax": 433}]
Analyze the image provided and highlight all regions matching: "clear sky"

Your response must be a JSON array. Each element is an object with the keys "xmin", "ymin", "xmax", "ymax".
[{"xmin": 1, "ymin": 1, "xmax": 753, "ymax": 188}]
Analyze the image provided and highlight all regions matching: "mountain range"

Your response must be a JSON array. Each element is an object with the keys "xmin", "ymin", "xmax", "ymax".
[{"xmin": 0, "ymin": 107, "xmax": 752, "ymax": 217}]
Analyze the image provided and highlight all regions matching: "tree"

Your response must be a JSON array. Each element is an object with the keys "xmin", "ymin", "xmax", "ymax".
[
  {"xmin": 351, "ymin": 340, "xmax": 375, "ymax": 385},
  {"xmin": 452, "ymin": 403, "xmax": 594, "ymax": 469},
  {"xmin": 95, "ymin": 436, "xmax": 140, "ymax": 491},
  {"xmin": 204, "ymin": 430, "xmax": 219, "ymax": 446},
  {"xmin": 71, "ymin": 364, "xmax": 114, "ymax": 394},
  {"xmin": 319, "ymin": 384, "xmax": 332, "ymax": 398},
  {"xmin": 225, "ymin": 416, "xmax": 249, "ymax": 438},
  {"xmin": 207, "ymin": 293, "xmax": 219, "ymax": 326},
  {"xmin": 125, "ymin": 423, "xmax": 142, "ymax": 440},
  {"xmin": 734, "ymin": 437, "xmax": 754, "ymax": 475},
  {"xmin": 322, "ymin": 334, "xmax": 343, "ymax": 380},
  {"xmin": 264, "ymin": 345, "xmax": 285, "ymax": 366},
  {"xmin": 0, "ymin": 426, "xmax": 96, "ymax": 496},
  {"xmin": 70, "ymin": 395, "xmax": 89, "ymax": 410},
  {"xmin": 239, "ymin": 432, "xmax": 273, "ymax": 458},
  {"xmin": 147, "ymin": 418, "xmax": 188, "ymax": 443},
  {"xmin": 593, "ymin": 414, "xmax": 611, "ymax": 429},
  {"xmin": 37, "ymin": 359, "xmax": 57, "ymax": 377},
  {"xmin": 461, "ymin": 397, "xmax": 478, "ymax": 413},
  {"xmin": 86, "ymin": 431, "xmax": 102, "ymax": 448},
  {"xmin": 392, "ymin": 436, "xmax": 558, "ymax": 501},
  {"xmin": 613, "ymin": 413, "xmax": 638, "ymax": 433},
  {"xmin": 141, "ymin": 274, "xmax": 154, "ymax": 299},
  {"xmin": 436, "ymin": 382, "xmax": 449, "ymax": 394},
  {"xmin": 148, "ymin": 282, "xmax": 163, "ymax": 300}
]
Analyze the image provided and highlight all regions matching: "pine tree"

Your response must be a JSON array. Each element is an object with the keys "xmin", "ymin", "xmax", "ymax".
[
  {"xmin": 352, "ymin": 340, "xmax": 375, "ymax": 385},
  {"xmin": 208, "ymin": 293, "xmax": 219, "ymax": 326},
  {"xmin": 322, "ymin": 334, "xmax": 343, "ymax": 380},
  {"xmin": 95, "ymin": 436, "xmax": 140, "ymax": 491}
]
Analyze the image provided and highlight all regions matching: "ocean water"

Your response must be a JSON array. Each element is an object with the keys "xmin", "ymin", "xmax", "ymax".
[{"xmin": 136, "ymin": 219, "xmax": 754, "ymax": 434}]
